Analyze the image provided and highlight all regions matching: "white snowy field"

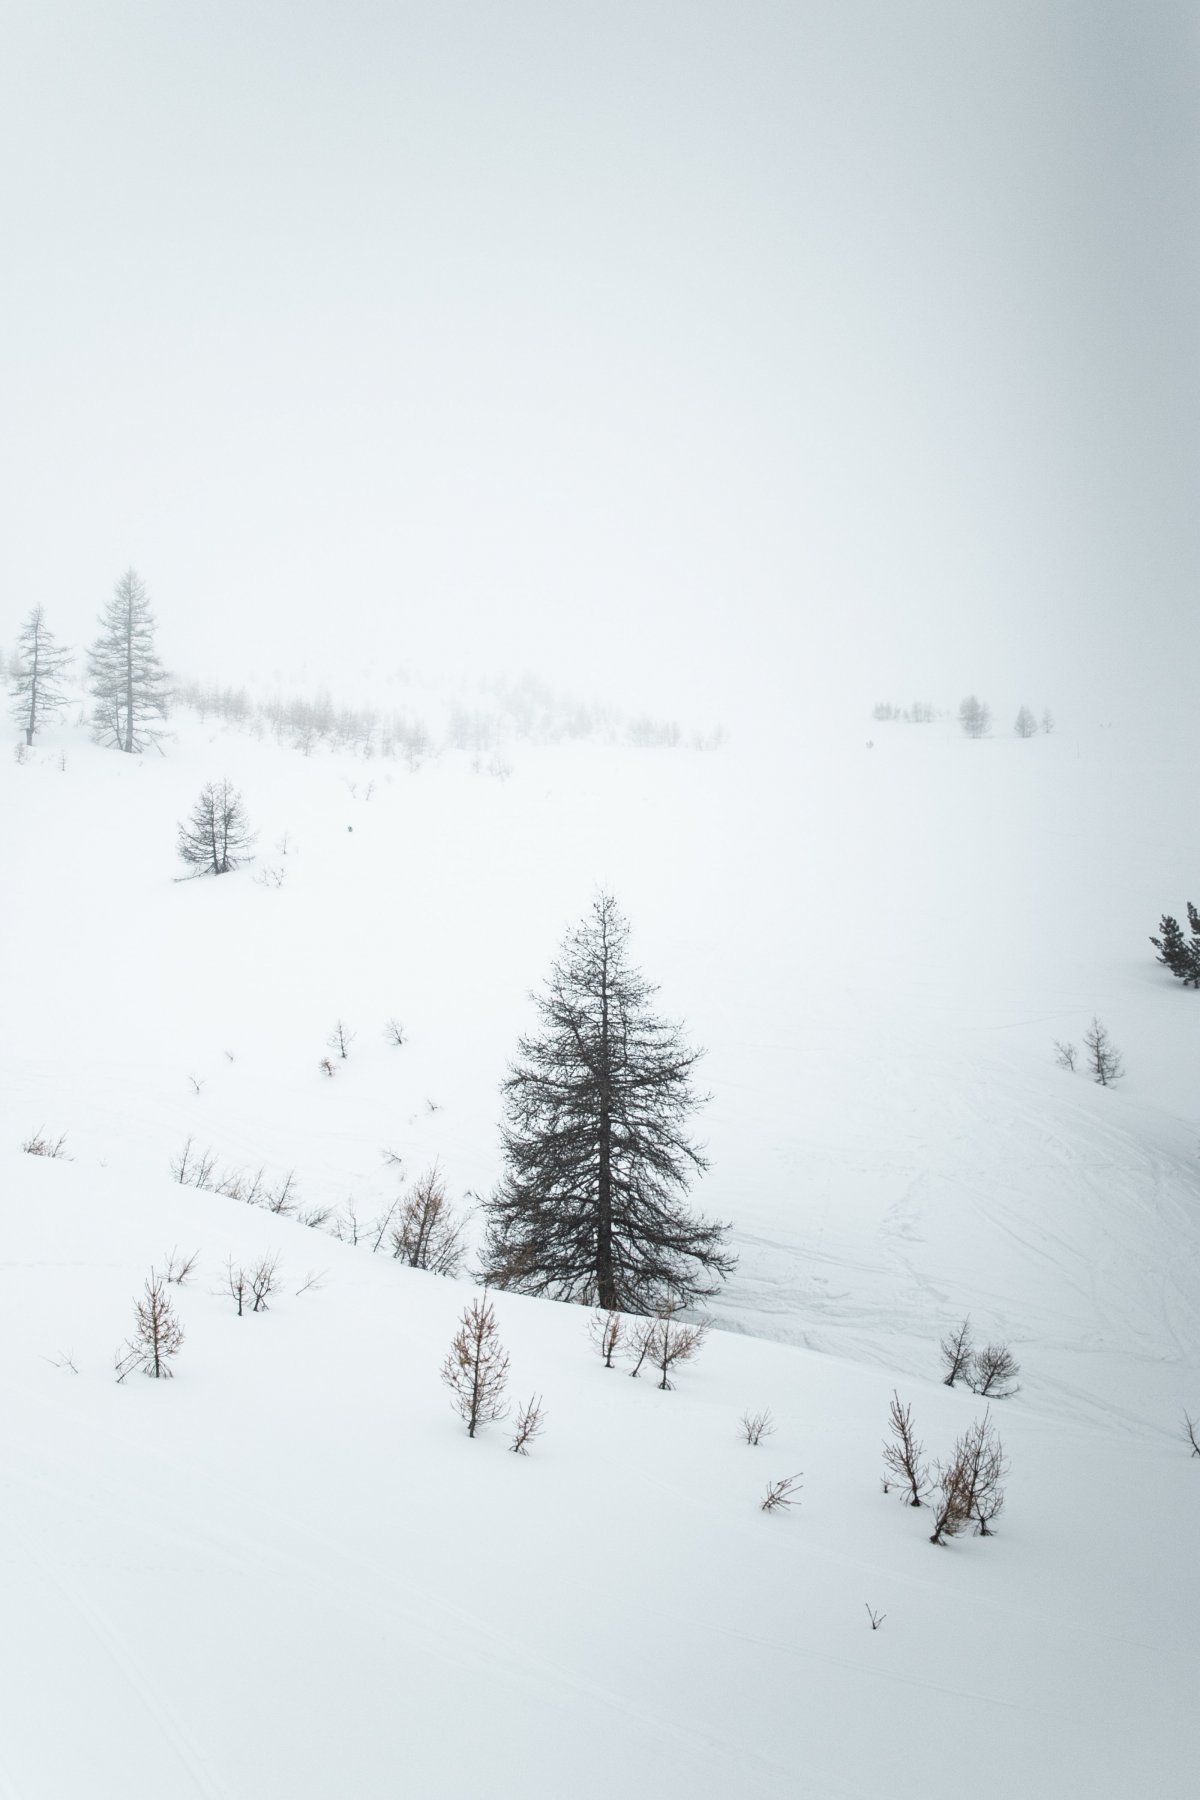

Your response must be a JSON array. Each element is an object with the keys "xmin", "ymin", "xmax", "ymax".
[{"xmin": 2, "ymin": 700, "xmax": 1198, "ymax": 1798}]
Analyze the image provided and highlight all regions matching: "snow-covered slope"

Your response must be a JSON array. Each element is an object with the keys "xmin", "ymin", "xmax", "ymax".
[{"xmin": 2, "ymin": 703, "xmax": 1198, "ymax": 1797}]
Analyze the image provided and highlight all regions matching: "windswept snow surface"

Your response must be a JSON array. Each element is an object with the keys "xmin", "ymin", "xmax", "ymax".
[{"xmin": 2, "ymin": 705, "xmax": 1198, "ymax": 1797}]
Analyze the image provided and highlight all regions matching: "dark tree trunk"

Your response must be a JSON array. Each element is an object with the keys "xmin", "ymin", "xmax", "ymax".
[{"xmin": 595, "ymin": 944, "xmax": 616, "ymax": 1309}]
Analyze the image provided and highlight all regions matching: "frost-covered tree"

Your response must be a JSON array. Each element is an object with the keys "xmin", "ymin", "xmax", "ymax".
[
  {"xmin": 88, "ymin": 568, "xmax": 169, "ymax": 752},
  {"xmin": 1083, "ymin": 1016, "xmax": 1124, "ymax": 1086},
  {"xmin": 177, "ymin": 779, "xmax": 255, "ymax": 874},
  {"xmin": 1014, "ymin": 705, "xmax": 1037, "ymax": 738},
  {"xmin": 482, "ymin": 893, "xmax": 734, "ymax": 1314},
  {"xmin": 10, "ymin": 606, "xmax": 72, "ymax": 745},
  {"xmin": 958, "ymin": 696, "xmax": 991, "ymax": 738}
]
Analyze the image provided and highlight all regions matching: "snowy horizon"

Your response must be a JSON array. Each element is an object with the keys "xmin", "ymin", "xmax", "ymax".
[{"xmin": 3, "ymin": 3, "xmax": 1197, "ymax": 721}]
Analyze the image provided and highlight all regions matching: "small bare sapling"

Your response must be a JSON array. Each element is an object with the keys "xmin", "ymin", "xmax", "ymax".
[
  {"xmin": 249, "ymin": 1254, "xmax": 282, "ymax": 1312},
  {"xmin": 335, "ymin": 1196, "xmax": 364, "ymax": 1247},
  {"xmin": 510, "ymin": 1394, "xmax": 546, "ymax": 1455},
  {"xmin": 865, "ymin": 1604, "xmax": 886, "ymax": 1631},
  {"xmin": 163, "ymin": 1248, "xmax": 200, "ymax": 1286},
  {"xmin": 215, "ymin": 1166, "xmax": 252, "ymax": 1203},
  {"xmin": 741, "ymin": 1408, "xmax": 776, "ymax": 1446},
  {"xmin": 1053, "ymin": 1041, "xmax": 1078, "ymax": 1072},
  {"xmin": 939, "ymin": 1317, "xmax": 974, "ymax": 1387},
  {"xmin": 589, "ymin": 1309, "xmax": 625, "ymax": 1368},
  {"xmin": 389, "ymin": 1165, "xmax": 467, "ymax": 1275},
  {"xmin": 967, "ymin": 1343, "xmax": 1021, "ymax": 1398},
  {"xmin": 384, "ymin": 1018, "xmax": 406, "ymax": 1047},
  {"xmin": 626, "ymin": 1303, "xmax": 707, "ymax": 1389},
  {"xmin": 225, "ymin": 1258, "xmax": 250, "ymax": 1316},
  {"xmin": 171, "ymin": 1138, "xmax": 218, "ymax": 1189},
  {"xmin": 651, "ymin": 1306, "xmax": 707, "ymax": 1391},
  {"xmin": 958, "ymin": 1409, "xmax": 1008, "ymax": 1535},
  {"xmin": 930, "ymin": 1410, "xmax": 1007, "ymax": 1542},
  {"xmin": 22, "ymin": 1129, "xmax": 69, "ymax": 1159},
  {"xmin": 1083, "ymin": 1016, "xmax": 1124, "ymax": 1086},
  {"xmin": 369, "ymin": 1197, "xmax": 400, "ymax": 1253},
  {"xmin": 327, "ymin": 1020, "xmax": 355, "ymax": 1060},
  {"xmin": 928, "ymin": 1460, "xmax": 972, "ymax": 1545},
  {"xmin": 297, "ymin": 1203, "xmax": 335, "ymax": 1229},
  {"xmin": 263, "ymin": 1171, "xmax": 298, "ymax": 1215},
  {"xmin": 441, "ymin": 1296, "xmax": 510, "ymax": 1438},
  {"xmin": 761, "ymin": 1473, "xmax": 803, "ymax": 1513},
  {"xmin": 882, "ymin": 1391, "xmax": 930, "ymax": 1505},
  {"xmin": 626, "ymin": 1315, "xmax": 658, "ymax": 1380},
  {"xmin": 116, "ymin": 1271, "xmax": 184, "ymax": 1380}
]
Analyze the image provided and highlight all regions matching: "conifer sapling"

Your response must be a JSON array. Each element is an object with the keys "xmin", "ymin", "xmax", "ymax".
[{"xmin": 442, "ymin": 1296, "xmax": 510, "ymax": 1438}]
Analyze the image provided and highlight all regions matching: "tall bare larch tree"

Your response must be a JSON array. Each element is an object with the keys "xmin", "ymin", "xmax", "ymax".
[
  {"xmin": 10, "ymin": 605, "xmax": 72, "ymax": 745},
  {"xmin": 88, "ymin": 567, "xmax": 169, "ymax": 752}
]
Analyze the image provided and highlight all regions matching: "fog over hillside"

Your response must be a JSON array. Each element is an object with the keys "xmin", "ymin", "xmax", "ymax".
[{"xmin": 3, "ymin": 1, "xmax": 1197, "ymax": 722}]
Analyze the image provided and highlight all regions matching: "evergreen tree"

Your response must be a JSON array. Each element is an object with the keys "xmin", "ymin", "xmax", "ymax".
[
  {"xmin": 177, "ymin": 778, "xmax": 255, "ymax": 875},
  {"xmin": 1150, "ymin": 905, "xmax": 1200, "ymax": 987},
  {"xmin": 88, "ymin": 568, "xmax": 169, "ymax": 752},
  {"xmin": 1013, "ymin": 705, "xmax": 1037, "ymax": 738},
  {"xmin": 10, "ymin": 605, "xmax": 72, "ymax": 745},
  {"xmin": 1187, "ymin": 903, "xmax": 1200, "ymax": 984},
  {"xmin": 482, "ymin": 893, "xmax": 734, "ymax": 1313}
]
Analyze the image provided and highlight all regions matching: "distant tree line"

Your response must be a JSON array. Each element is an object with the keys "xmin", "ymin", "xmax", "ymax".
[
  {"xmin": 174, "ymin": 678, "xmax": 722, "ymax": 763},
  {"xmin": 870, "ymin": 699, "xmax": 1054, "ymax": 737},
  {"xmin": 7, "ymin": 568, "xmax": 721, "ymax": 762},
  {"xmin": 872, "ymin": 700, "xmax": 936, "ymax": 723},
  {"xmin": 958, "ymin": 698, "xmax": 1053, "ymax": 738}
]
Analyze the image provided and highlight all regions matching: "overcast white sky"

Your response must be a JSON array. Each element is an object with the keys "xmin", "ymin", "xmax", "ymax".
[{"xmin": 2, "ymin": 2, "xmax": 1196, "ymax": 723}]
